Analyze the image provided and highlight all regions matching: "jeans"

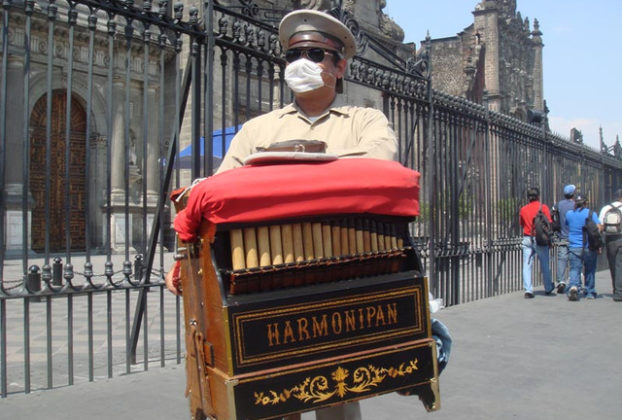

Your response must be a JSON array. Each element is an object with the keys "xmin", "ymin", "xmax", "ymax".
[
  {"xmin": 522, "ymin": 236, "xmax": 553, "ymax": 293},
  {"xmin": 605, "ymin": 236, "xmax": 622, "ymax": 299},
  {"xmin": 432, "ymin": 318, "xmax": 452, "ymax": 373},
  {"xmin": 568, "ymin": 247, "xmax": 598, "ymax": 296},
  {"xmin": 556, "ymin": 243, "xmax": 569, "ymax": 285}
]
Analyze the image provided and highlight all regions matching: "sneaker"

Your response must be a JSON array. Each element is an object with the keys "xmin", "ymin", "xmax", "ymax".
[
  {"xmin": 545, "ymin": 288, "xmax": 556, "ymax": 295},
  {"xmin": 568, "ymin": 286, "xmax": 579, "ymax": 301},
  {"xmin": 586, "ymin": 294, "xmax": 595, "ymax": 300},
  {"xmin": 557, "ymin": 282, "xmax": 566, "ymax": 294},
  {"xmin": 524, "ymin": 292, "xmax": 534, "ymax": 299}
]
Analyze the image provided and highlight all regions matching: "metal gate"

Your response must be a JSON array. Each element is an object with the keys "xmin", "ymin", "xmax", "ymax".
[{"xmin": 2, "ymin": 0, "xmax": 622, "ymax": 397}]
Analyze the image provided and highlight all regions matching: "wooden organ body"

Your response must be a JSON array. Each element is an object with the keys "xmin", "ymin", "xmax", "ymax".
[{"xmin": 174, "ymin": 159, "xmax": 440, "ymax": 420}]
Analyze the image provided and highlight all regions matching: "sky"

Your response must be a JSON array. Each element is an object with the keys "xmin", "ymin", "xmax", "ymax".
[{"xmin": 382, "ymin": 0, "xmax": 622, "ymax": 152}]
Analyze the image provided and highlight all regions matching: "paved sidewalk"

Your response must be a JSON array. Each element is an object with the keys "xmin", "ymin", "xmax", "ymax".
[{"xmin": 1, "ymin": 271, "xmax": 621, "ymax": 420}]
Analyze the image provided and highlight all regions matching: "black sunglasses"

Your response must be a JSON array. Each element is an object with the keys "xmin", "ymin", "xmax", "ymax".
[{"xmin": 284, "ymin": 47, "xmax": 340, "ymax": 63}]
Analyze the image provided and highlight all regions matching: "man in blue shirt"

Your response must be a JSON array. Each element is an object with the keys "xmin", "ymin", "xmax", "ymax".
[
  {"xmin": 564, "ymin": 194, "xmax": 601, "ymax": 300},
  {"xmin": 554, "ymin": 184, "xmax": 576, "ymax": 293}
]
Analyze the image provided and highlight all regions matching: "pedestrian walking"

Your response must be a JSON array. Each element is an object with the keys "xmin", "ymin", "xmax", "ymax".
[
  {"xmin": 552, "ymin": 184, "xmax": 575, "ymax": 293},
  {"xmin": 565, "ymin": 193, "xmax": 601, "ymax": 300},
  {"xmin": 598, "ymin": 188, "xmax": 622, "ymax": 301},
  {"xmin": 519, "ymin": 187, "xmax": 554, "ymax": 298}
]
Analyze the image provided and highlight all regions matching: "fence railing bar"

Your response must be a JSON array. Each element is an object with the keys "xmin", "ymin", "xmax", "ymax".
[
  {"xmin": 122, "ymin": 19, "xmax": 133, "ymax": 286},
  {"xmin": 45, "ymin": 295, "xmax": 52, "ymax": 389},
  {"xmin": 144, "ymin": 291, "xmax": 149, "ymax": 370},
  {"xmin": 21, "ymin": 0, "xmax": 34, "ymax": 279},
  {"xmin": 44, "ymin": 3, "xmax": 56, "ymax": 261},
  {"xmin": 205, "ymin": 0, "xmax": 215, "ymax": 177},
  {"xmin": 23, "ymin": 298, "xmax": 30, "ymax": 393},
  {"xmin": 158, "ymin": 31, "xmax": 167, "ymax": 369},
  {"xmin": 1, "ymin": 298, "xmax": 6, "ymax": 397},
  {"xmin": 141, "ymin": 25, "xmax": 150, "ymax": 259},
  {"xmin": 107, "ymin": 290, "xmax": 112, "ymax": 378},
  {"xmin": 104, "ymin": 17, "xmax": 115, "ymax": 270},
  {"xmin": 191, "ymin": 39, "xmax": 202, "ymax": 181},
  {"xmin": 67, "ymin": 293, "xmax": 74, "ymax": 386},
  {"xmin": 64, "ymin": 6, "xmax": 76, "ymax": 261},
  {"xmin": 0, "ymin": 3, "xmax": 8, "ymax": 286},
  {"xmin": 176, "ymin": 295, "xmax": 181, "ymax": 364},
  {"xmin": 160, "ymin": 286, "xmax": 165, "ymax": 367},
  {"xmin": 84, "ymin": 10, "xmax": 96, "ymax": 264},
  {"xmin": 425, "ymin": 42, "xmax": 437, "ymax": 297},
  {"xmin": 88, "ymin": 291, "xmax": 94, "ymax": 381},
  {"xmin": 125, "ymin": 289, "xmax": 130, "ymax": 374}
]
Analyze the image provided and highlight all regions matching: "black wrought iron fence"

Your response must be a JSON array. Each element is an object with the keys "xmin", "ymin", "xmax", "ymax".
[
  {"xmin": 0, "ymin": 0, "xmax": 197, "ymax": 397},
  {"xmin": 2, "ymin": 0, "xmax": 622, "ymax": 397}
]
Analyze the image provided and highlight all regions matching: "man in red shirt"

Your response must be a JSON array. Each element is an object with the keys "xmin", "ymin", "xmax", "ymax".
[{"xmin": 519, "ymin": 187, "xmax": 555, "ymax": 298}]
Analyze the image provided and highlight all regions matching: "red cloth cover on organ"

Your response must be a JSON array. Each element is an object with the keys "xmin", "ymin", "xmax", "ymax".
[{"xmin": 173, "ymin": 158, "xmax": 420, "ymax": 242}]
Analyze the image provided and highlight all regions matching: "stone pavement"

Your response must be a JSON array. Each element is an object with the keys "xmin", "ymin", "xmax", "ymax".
[{"xmin": 1, "ymin": 270, "xmax": 621, "ymax": 420}]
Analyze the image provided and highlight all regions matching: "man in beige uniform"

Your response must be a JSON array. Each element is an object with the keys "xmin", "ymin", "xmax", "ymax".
[
  {"xmin": 216, "ymin": 9, "xmax": 397, "ymax": 174},
  {"xmin": 167, "ymin": 9, "xmax": 397, "ymax": 420}
]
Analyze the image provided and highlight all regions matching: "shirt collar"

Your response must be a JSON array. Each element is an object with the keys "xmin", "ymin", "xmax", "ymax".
[{"xmin": 276, "ymin": 96, "xmax": 348, "ymax": 119}]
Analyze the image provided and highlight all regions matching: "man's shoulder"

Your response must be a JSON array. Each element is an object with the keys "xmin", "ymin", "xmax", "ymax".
[
  {"xmin": 581, "ymin": 208, "xmax": 595, "ymax": 219},
  {"xmin": 559, "ymin": 198, "xmax": 573, "ymax": 206},
  {"xmin": 331, "ymin": 105, "xmax": 386, "ymax": 118},
  {"xmin": 566, "ymin": 209, "xmax": 582, "ymax": 222},
  {"xmin": 251, "ymin": 104, "xmax": 296, "ymax": 122},
  {"xmin": 520, "ymin": 202, "xmax": 535, "ymax": 213},
  {"xmin": 599, "ymin": 202, "xmax": 622, "ymax": 219},
  {"xmin": 586, "ymin": 208, "xmax": 601, "ymax": 223},
  {"xmin": 558, "ymin": 198, "xmax": 573, "ymax": 206},
  {"xmin": 601, "ymin": 201, "xmax": 622, "ymax": 211}
]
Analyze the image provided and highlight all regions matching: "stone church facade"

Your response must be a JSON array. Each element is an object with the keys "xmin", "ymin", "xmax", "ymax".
[
  {"xmin": 247, "ymin": 0, "xmax": 546, "ymax": 120},
  {"xmin": 2, "ymin": 1, "xmax": 171, "ymax": 254},
  {"xmin": 422, "ymin": 0, "xmax": 545, "ymax": 120}
]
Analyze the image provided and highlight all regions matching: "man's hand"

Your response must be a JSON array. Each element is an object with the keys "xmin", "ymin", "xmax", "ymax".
[{"xmin": 165, "ymin": 261, "xmax": 182, "ymax": 296}]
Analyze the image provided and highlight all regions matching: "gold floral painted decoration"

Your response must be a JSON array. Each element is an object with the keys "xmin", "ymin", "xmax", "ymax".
[{"xmin": 254, "ymin": 358, "xmax": 419, "ymax": 406}]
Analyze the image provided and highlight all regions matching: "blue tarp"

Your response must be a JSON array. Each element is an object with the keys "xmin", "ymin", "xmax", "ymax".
[{"xmin": 175, "ymin": 125, "xmax": 241, "ymax": 169}]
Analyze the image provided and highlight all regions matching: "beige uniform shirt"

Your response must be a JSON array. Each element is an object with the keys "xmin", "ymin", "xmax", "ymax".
[{"xmin": 216, "ymin": 101, "xmax": 398, "ymax": 173}]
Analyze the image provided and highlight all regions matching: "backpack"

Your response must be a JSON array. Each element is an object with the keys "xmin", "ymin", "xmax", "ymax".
[
  {"xmin": 583, "ymin": 210, "xmax": 604, "ymax": 250},
  {"xmin": 532, "ymin": 204, "xmax": 553, "ymax": 246},
  {"xmin": 603, "ymin": 203, "xmax": 622, "ymax": 234},
  {"xmin": 550, "ymin": 205, "xmax": 561, "ymax": 232}
]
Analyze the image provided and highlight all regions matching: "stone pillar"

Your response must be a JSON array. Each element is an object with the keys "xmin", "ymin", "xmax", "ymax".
[
  {"xmin": 110, "ymin": 78, "xmax": 126, "ymax": 204},
  {"xmin": 93, "ymin": 135, "xmax": 108, "ymax": 249},
  {"xmin": 473, "ymin": 1, "xmax": 502, "ymax": 112},
  {"xmin": 4, "ymin": 55, "xmax": 30, "ymax": 253},
  {"xmin": 146, "ymin": 86, "xmax": 160, "ymax": 206},
  {"xmin": 5, "ymin": 56, "xmax": 25, "ymax": 199},
  {"xmin": 109, "ymin": 78, "xmax": 133, "ymax": 252},
  {"xmin": 531, "ymin": 19, "xmax": 544, "ymax": 111}
]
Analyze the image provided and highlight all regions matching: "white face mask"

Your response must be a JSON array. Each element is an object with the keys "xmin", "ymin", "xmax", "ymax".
[{"xmin": 284, "ymin": 58, "xmax": 326, "ymax": 93}]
